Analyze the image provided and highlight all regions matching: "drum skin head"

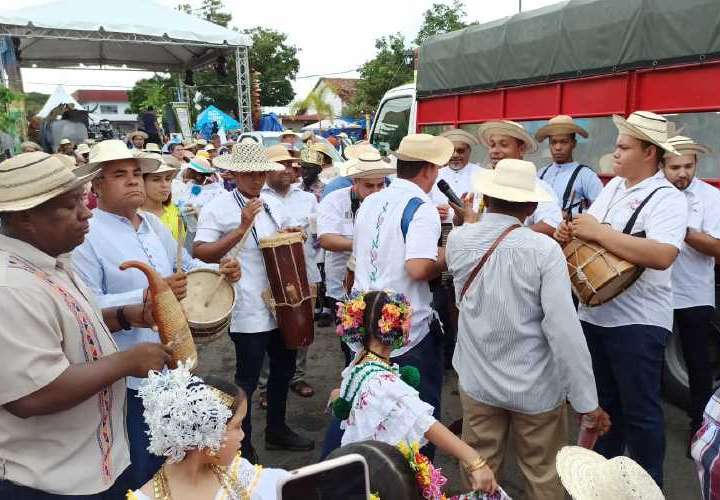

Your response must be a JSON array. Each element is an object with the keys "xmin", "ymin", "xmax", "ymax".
[{"xmin": 182, "ymin": 269, "xmax": 236, "ymax": 324}]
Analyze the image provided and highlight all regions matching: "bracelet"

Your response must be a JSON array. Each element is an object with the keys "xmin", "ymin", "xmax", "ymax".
[
  {"xmin": 464, "ymin": 456, "xmax": 487, "ymax": 474},
  {"xmin": 116, "ymin": 306, "xmax": 132, "ymax": 331}
]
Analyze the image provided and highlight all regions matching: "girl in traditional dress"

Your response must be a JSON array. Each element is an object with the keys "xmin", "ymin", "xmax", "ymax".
[
  {"xmin": 127, "ymin": 364, "xmax": 288, "ymax": 500},
  {"xmin": 141, "ymin": 162, "xmax": 185, "ymax": 242}
]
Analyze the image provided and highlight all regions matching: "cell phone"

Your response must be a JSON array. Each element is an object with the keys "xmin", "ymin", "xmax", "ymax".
[{"xmin": 277, "ymin": 454, "xmax": 370, "ymax": 500}]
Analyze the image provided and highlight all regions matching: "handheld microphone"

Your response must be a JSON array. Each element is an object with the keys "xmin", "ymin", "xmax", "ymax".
[{"xmin": 436, "ymin": 179, "xmax": 463, "ymax": 207}]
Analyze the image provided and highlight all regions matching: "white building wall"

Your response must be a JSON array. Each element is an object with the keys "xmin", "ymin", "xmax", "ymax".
[{"xmin": 82, "ymin": 101, "xmax": 137, "ymax": 123}]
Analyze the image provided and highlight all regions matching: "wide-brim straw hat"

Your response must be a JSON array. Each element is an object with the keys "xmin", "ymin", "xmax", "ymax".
[
  {"xmin": 280, "ymin": 130, "xmax": 300, "ymax": 139},
  {"xmin": 392, "ymin": 133, "xmax": 454, "ymax": 166},
  {"xmin": 88, "ymin": 139, "xmax": 160, "ymax": 173},
  {"xmin": 266, "ymin": 144, "xmax": 295, "ymax": 164},
  {"xmin": 187, "ymin": 157, "xmax": 214, "ymax": 174},
  {"xmin": 535, "ymin": 115, "xmax": 589, "ymax": 142},
  {"xmin": 472, "ymin": 158, "xmax": 552, "ymax": 203},
  {"xmin": 0, "ymin": 152, "xmax": 99, "ymax": 212},
  {"xmin": 127, "ymin": 130, "xmax": 148, "ymax": 141},
  {"xmin": 204, "ymin": 144, "xmax": 216, "ymax": 152},
  {"xmin": 346, "ymin": 151, "xmax": 396, "ymax": 179},
  {"xmin": 556, "ymin": 446, "xmax": 664, "ymax": 500},
  {"xmin": 161, "ymin": 155, "xmax": 182, "ymax": 169},
  {"xmin": 344, "ymin": 142, "xmax": 379, "ymax": 160},
  {"xmin": 143, "ymin": 143, "xmax": 162, "ymax": 153},
  {"xmin": 196, "ymin": 139, "xmax": 208, "ymax": 147},
  {"xmin": 440, "ymin": 128, "xmax": 479, "ymax": 146},
  {"xmin": 613, "ymin": 111, "xmax": 678, "ymax": 156},
  {"xmin": 20, "ymin": 141, "xmax": 43, "ymax": 152},
  {"xmin": 213, "ymin": 142, "xmax": 284, "ymax": 173},
  {"xmin": 76, "ymin": 143, "xmax": 91, "ymax": 155},
  {"xmin": 477, "ymin": 120, "xmax": 538, "ymax": 154},
  {"xmin": 664, "ymin": 135, "xmax": 712, "ymax": 158},
  {"xmin": 59, "ymin": 138, "xmax": 72, "ymax": 146}
]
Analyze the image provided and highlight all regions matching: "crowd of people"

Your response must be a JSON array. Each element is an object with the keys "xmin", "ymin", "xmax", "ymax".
[{"xmin": 0, "ymin": 109, "xmax": 719, "ymax": 500}]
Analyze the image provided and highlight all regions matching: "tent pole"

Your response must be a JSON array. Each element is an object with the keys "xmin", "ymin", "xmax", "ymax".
[{"xmin": 236, "ymin": 46, "xmax": 252, "ymax": 132}]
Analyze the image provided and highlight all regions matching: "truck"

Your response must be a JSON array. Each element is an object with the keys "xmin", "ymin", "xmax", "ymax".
[{"xmin": 369, "ymin": 0, "xmax": 720, "ymax": 409}]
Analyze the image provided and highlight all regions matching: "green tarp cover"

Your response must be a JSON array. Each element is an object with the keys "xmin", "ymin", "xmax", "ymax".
[{"xmin": 417, "ymin": 0, "xmax": 720, "ymax": 97}]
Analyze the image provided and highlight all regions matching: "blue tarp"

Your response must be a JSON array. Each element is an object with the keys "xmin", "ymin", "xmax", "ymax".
[
  {"xmin": 196, "ymin": 105, "xmax": 241, "ymax": 138},
  {"xmin": 258, "ymin": 113, "xmax": 284, "ymax": 132},
  {"xmin": 313, "ymin": 116, "xmax": 368, "ymax": 141}
]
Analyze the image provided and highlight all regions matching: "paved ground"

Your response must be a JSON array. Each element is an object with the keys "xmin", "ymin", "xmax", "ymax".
[{"xmin": 196, "ymin": 326, "xmax": 701, "ymax": 499}]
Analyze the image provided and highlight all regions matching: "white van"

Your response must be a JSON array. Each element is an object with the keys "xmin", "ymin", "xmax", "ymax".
[{"xmin": 368, "ymin": 83, "xmax": 416, "ymax": 155}]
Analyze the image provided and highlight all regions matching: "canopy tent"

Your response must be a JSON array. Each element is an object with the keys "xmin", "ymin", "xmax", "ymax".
[
  {"xmin": 0, "ymin": 0, "xmax": 254, "ymax": 130},
  {"xmin": 36, "ymin": 84, "xmax": 91, "ymax": 119},
  {"xmin": 196, "ymin": 105, "xmax": 241, "ymax": 138},
  {"xmin": 257, "ymin": 113, "xmax": 284, "ymax": 132}
]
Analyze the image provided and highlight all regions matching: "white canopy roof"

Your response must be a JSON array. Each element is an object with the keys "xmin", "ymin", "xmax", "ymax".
[
  {"xmin": 36, "ymin": 85, "xmax": 81, "ymax": 118},
  {"xmin": 0, "ymin": 0, "xmax": 251, "ymax": 71},
  {"xmin": 301, "ymin": 119, "xmax": 361, "ymax": 131}
]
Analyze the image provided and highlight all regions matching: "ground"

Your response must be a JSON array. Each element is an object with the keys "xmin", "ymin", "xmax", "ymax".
[{"xmin": 195, "ymin": 326, "xmax": 701, "ymax": 499}]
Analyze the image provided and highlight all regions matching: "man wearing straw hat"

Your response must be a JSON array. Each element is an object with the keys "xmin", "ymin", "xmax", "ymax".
[
  {"xmin": 57, "ymin": 137, "xmax": 75, "ymax": 157},
  {"xmin": 476, "ymin": 120, "xmax": 562, "ymax": 237},
  {"xmin": 193, "ymin": 142, "xmax": 315, "ymax": 459},
  {"xmin": 72, "ymin": 140, "xmax": 241, "ymax": 488},
  {"xmin": 447, "ymin": 158, "xmax": 604, "ymax": 500},
  {"xmin": 661, "ymin": 135, "xmax": 720, "ymax": 449},
  {"xmin": 76, "ymin": 142, "xmax": 91, "ymax": 165},
  {"xmin": 535, "ymin": 115, "xmax": 603, "ymax": 216},
  {"xmin": 127, "ymin": 130, "xmax": 148, "ymax": 150},
  {"xmin": 556, "ymin": 111, "xmax": 688, "ymax": 486},
  {"xmin": 0, "ymin": 152, "xmax": 173, "ymax": 498}
]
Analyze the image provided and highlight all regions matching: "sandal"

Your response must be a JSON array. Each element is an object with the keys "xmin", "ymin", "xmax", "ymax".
[{"xmin": 290, "ymin": 380, "xmax": 315, "ymax": 398}]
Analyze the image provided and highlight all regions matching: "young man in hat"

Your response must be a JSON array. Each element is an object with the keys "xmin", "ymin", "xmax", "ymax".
[
  {"xmin": 322, "ymin": 141, "xmax": 379, "ymax": 198},
  {"xmin": 127, "ymin": 131, "xmax": 148, "ymax": 150},
  {"xmin": 447, "ymin": 158, "xmax": 605, "ymax": 500},
  {"xmin": 57, "ymin": 137, "xmax": 75, "ymax": 157},
  {"xmin": 535, "ymin": 115, "xmax": 603, "ymax": 216},
  {"xmin": 0, "ymin": 152, "xmax": 172, "ymax": 498},
  {"xmin": 556, "ymin": 111, "xmax": 688, "ymax": 486},
  {"xmin": 476, "ymin": 120, "xmax": 562, "ymax": 236},
  {"xmin": 192, "ymin": 142, "xmax": 315, "ymax": 459},
  {"xmin": 661, "ymin": 135, "xmax": 720, "ymax": 448},
  {"xmin": 72, "ymin": 140, "xmax": 241, "ymax": 488},
  {"xmin": 280, "ymin": 130, "xmax": 300, "ymax": 150}
]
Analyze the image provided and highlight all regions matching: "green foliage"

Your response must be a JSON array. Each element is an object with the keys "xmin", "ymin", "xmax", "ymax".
[
  {"xmin": 127, "ymin": 75, "xmax": 175, "ymax": 114},
  {"xmin": 414, "ymin": 0, "xmax": 471, "ymax": 45},
  {"xmin": 23, "ymin": 91, "xmax": 49, "ymax": 117},
  {"xmin": 290, "ymin": 85, "xmax": 333, "ymax": 120},
  {"xmin": 244, "ymin": 27, "xmax": 299, "ymax": 106},
  {"xmin": 0, "ymin": 87, "xmax": 23, "ymax": 134}
]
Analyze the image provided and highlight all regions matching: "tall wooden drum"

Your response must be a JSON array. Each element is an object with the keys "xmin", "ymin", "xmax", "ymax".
[{"xmin": 259, "ymin": 231, "xmax": 315, "ymax": 349}]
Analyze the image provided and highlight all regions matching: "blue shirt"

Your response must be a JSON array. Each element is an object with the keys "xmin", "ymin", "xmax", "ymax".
[
  {"xmin": 537, "ymin": 161, "xmax": 603, "ymax": 215},
  {"xmin": 322, "ymin": 175, "xmax": 352, "ymax": 199}
]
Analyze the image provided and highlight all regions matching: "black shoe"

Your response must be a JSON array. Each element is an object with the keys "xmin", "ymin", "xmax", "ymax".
[
  {"xmin": 265, "ymin": 425, "xmax": 315, "ymax": 452},
  {"xmin": 316, "ymin": 312, "xmax": 333, "ymax": 328}
]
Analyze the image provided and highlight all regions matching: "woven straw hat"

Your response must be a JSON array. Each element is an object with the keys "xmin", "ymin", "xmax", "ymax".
[
  {"xmin": 0, "ymin": 152, "xmax": 99, "ymax": 212},
  {"xmin": 59, "ymin": 138, "xmax": 72, "ymax": 146},
  {"xmin": 663, "ymin": 135, "xmax": 711, "ymax": 158},
  {"xmin": 127, "ymin": 130, "xmax": 148, "ymax": 141},
  {"xmin": 556, "ymin": 446, "xmax": 664, "ymax": 500},
  {"xmin": 535, "ymin": 115, "xmax": 589, "ymax": 142},
  {"xmin": 143, "ymin": 143, "xmax": 162, "ymax": 153},
  {"xmin": 392, "ymin": 133, "xmax": 454, "ymax": 166},
  {"xmin": 346, "ymin": 151, "xmax": 396, "ymax": 179},
  {"xmin": 266, "ymin": 144, "xmax": 295, "ymax": 163},
  {"xmin": 76, "ymin": 143, "xmax": 91, "ymax": 155},
  {"xmin": 213, "ymin": 142, "xmax": 284, "ymax": 173},
  {"xmin": 88, "ymin": 140, "xmax": 160, "ymax": 173},
  {"xmin": 300, "ymin": 145, "xmax": 325, "ymax": 167},
  {"xmin": 472, "ymin": 158, "xmax": 552, "ymax": 203},
  {"xmin": 311, "ymin": 142, "xmax": 336, "ymax": 162},
  {"xmin": 613, "ymin": 111, "xmax": 678, "ymax": 156},
  {"xmin": 344, "ymin": 142, "xmax": 378, "ymax": 161},
  {"xmin": 441, "ymin": 128, "xmax": 479, "ymax": 146},
  {"xmin": 20, "ymin": 141, "xmax": 43, "ymax": 153},
  {"xmin": 478, "ymin": 120, "xmax": 538, "ymax": 154},
  {"xmin": 196, "ymin": 138, "xmax": 208, "ymax": 147}
]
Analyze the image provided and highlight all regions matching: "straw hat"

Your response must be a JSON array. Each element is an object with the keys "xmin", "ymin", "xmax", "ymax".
[
  {"xmin": 556, "ymin": 446, "xmax": 664, "ymax": 500},
  {"xmin": 212, "ymin": 142, "xmax": 284, "ymax": 173},
  {"xmin": 88, "ymin": 139, "xmax": 160, "ymax": 173},
  {"xmin": 204, "ymin": 144, "xmax": 216, "ymax": 152},
  {"xmin": 300, "ymin": 145, "xmax": 325, "ymax": 167},
  {"xmin": 346, "ymin": 151, "xmax": 396, "ymax": 179},
  {"xmin": 196, "ymin": 138, "xmax": 208, "ymax": 147},
  {"xmin": 472, "ymin": 158, "xmax": 552, "ymax": 203},
  {"xmin": 477, "ymin": 121, "xmax": 538, "ymax": 154},
  {"xmin": 20, "ymin": 141, "xmax": 43, "ymax": 153},
  {"xmin": 76, "ymin": 143, "xmax": 91, "ymax": 155},
  {"xmin": 612, "ymin": 111, "xmax": 678, "ymax": 156},
  {"xmin": 280, "ymin": 130, "xmax": 300, "ymax": 138},
  {"xmin": 187, "ymin": 157, "xmax": 214, "ymax": 174},
  {"xmin": 664, "ymin": 135, "xmax": 711, "ymax": 158},
  {"xmin": 392, "ymin": 133, "xmax": 454, "ymax": 166},
  {"xmin": 161, "ymin": 155, "xmax": 182, "ymax": 169},
  {"xmin": 535, "ymin": 115, "xmax": 589, "ymax": 142},
  {"xmin": 311, "ymin": 142, "xmax": 336, "ymax": 162},
  {"xmin": 127, "ymin": 130, "xmax": 148, "ymax": 141},
  {"xmin": 266, "ymin": 144, "xmax": 295, "ymax": 163},
  {"xmin": 59, "ymin": 138, "xmax": 72, "ymax": 146},
  {"xmin": 148, "ymin": 161, "xmax": 178, "ymax": 175},
  {"xmin": 143, "ymin": 143, "xmax": 162, "ymax": 153},
  {"xmin": 344, "ymin": 142, "xmax": 378, "ymax": 160},
  {"xmin": 440, "ymin": 128, "xmax": 479, "ymax": 147},
  {"xmin": 0, "ymin": 152, "xmax": 99, "ymax": 212},
  {"xmin": 182, "ymin": 139, "xmax": 198, "ymax": 149}
]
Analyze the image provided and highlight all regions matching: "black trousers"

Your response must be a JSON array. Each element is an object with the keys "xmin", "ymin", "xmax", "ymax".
[{"xmin": 675, "ymin": 306, "xmax": 715, "ymax": 430}]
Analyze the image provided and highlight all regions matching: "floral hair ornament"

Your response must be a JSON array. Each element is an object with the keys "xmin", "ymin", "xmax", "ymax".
[
  {"xmin": 138, "ymin": 361, "xmax": 233, "ymax": 463},
  {"xmin": 398, "ymin": 441, "xmax": 448, "ymax": 500},
  {"xmin": 335, "ymin": 290, "xmax": 412, "ymax": 349},
  {"xmin": 335, "ymin": 290, "xmax": 367, "ymax": 346}
]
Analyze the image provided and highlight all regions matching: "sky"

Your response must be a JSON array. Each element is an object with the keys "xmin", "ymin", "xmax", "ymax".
[{"xmin": 5, "ymin": 0, "xmax": 559, "ymax": 103}]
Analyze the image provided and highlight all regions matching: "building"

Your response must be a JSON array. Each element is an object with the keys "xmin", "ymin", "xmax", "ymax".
[
  {"xmin": 71, "ymin": 89, "xmax": 137, "ymax": 134},
  {"xmin": 307, "ymin": 78, "xmax": 359, "ymax": 117}
]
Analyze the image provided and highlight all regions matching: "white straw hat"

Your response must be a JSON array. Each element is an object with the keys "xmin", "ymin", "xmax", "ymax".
[
  {"xmin": 143, "ymin": 143, "xmax": 162, "ymax": 153},
  {"xmin": 477, "ymin": 120, "xmax": 538, "ymax": 154},
  {"xmin": 76, "ymin": 143, "xmax": 91, "ymax": 155},
  {"xmin": 612, "ymin": 111, "xmax": 678, "ymax": 156},
  {"xmin": 280, "ymin": 130, "xmax": 300, "ymax": 138},
  {"xmin": 346, "ymin": 151, "xmax": 396, "ymax": 179},
  {"xmin": 59, "ymin": 138, "xmax": 72, "ymax": 146},
  {"xmin": 556, "ymin": 446, "xmax": 664, "ymax": 500},
  {"xmin": 472, "ymin": 158, "xmax": 552, "ymax": 203},
  {"xmin": 88, "ymin": 139, "xmax": 160, "ymax": 173},
  {"xmin": 127, "ymin": 130, "xmax": 148, "ymax": 141},
  {"xmin": 663, "ymin": 135, "xmax": 711, "ymax": 158},
  {"xmin": 535, "ymin": 115, "xmax": 589, "ymax": 142},
  {"xmin": 266, "ymin": 144, "xmax": 295, "ymax": 163},
  {"xmin": 344, "ymin": 142, "xmax": 378, "ymax": 160},
  {"xmin": 440, "ymin": 128, "xmax": 479, "ymax": 146},
  {"xmin": 392, "ymin": 133, "xmax": 454, "ymax": 166},
  {"xmin": 0, "ymin": 152, "xmax": 99, "ymax": 212},
  {"xmin": 212, "ymin": 142, "xmax": 284, "ymax": 173}
]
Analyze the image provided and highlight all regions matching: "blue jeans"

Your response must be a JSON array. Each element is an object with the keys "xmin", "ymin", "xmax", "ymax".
[
  {"xmin": 0, "ymin": 467, "xmax": 133, "ymax": 499},
  {"xmin": 582, "ymin": 321, "xmax": 669, "ymax": 486},
  {"xmin": 229, "ymin": 329, "xmax": 297, "ymax": 456},
  {"xmin": 321, "ymin": 319, "xmax": 444, "ymax": 459},
  {"xmin": 126, "ymin": 388, "xmax": 164, "ymax": 490}
]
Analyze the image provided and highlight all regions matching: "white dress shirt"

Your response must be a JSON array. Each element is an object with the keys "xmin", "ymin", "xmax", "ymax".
[
  {"xmin": 538, "ymin": 161, "xmax": 604, "ymax": 215},
  {"xmin": 352, "ymin": 178, "xmax": 441, "ymax": 357},
  {"xmin": 578, "ymin": 171, "xmax": 688, "ymax": 331},
  {"xmin": 430, "ymin": 162, "xmax": 484, "ymax": 222},
  {"xmin": 671, "ymin": 178, "xmax": 720, "ymax": 309},
  {"xmin": 318, "ymin": 186, "xmax": 354, "ymax": 300},
  {"xmin": 447, "ymin": 213, "xmax": 598, "ymax": 414}
]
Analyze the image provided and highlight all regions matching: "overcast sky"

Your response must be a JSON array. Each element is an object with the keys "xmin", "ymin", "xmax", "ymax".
[{"xmin": 6, "ymin": 0, "xmax": 559, "ymax": 102}]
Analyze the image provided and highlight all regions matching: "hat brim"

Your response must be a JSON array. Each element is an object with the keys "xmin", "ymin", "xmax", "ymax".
[
  {"xmin": 88, "ymin": 156, "xmax": 160, "ymax": 174},
  {"xmin": 0, "ymin": 172, "xmax": 94, "ymax": 212},
  {"xmin": 127, "ymin": 132, "xmax": 148, "ymax": 140},
  {"xmin": 535, "ymin": 123, "xmax": 589, "ymax": 142},
  {"xmin": 556, "ymin": 447, "xmax": 609, "ymax": 499},
  {"xmin": 612, "ymin": 115, "xmax": 679, "ymax": 156},
  {"xmin": 346, "ymin": 159, "xmax": 396, "ymax": 179},
  {"xmin": 664, "ymin": 143, "xmax": 712, "ymax": 158},
  {"xmin": 472, "ymin": 168, "xmax": 553, "ymax": 203},
  {"xmin": 478, "ymin": 123, "xmax": 539, "ymax": 154},
  {"xmin": 212, "ymin": 155, "xmax": 284, "ymax": 173}
]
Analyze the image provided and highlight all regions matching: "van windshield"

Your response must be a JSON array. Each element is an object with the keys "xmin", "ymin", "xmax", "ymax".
[{"xmin": 371, "ymin": 96, "xmax": 413, "ymax": 154}]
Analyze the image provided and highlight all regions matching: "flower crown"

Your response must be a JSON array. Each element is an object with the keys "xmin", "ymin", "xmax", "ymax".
[
  {"xmin": 370, "ymin": 441, "xmax": 448, "ymax": 500},
  {"xmin": 335, "ymin": 290, "xmax": 412, "ymax": 349}
]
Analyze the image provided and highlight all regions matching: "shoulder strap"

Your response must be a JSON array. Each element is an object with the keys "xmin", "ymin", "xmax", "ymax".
[
  {"xmin": 562, "ymin": 164, "xmax": 588, "ymax": 210},
  {"xmin": 459, "ymin": 224, "xmax": 521, "ymax": 301},
  {"xmin": 401, "ymin": 197, "xmax": 425, "ymax": 242},
  {"xmin": 622, "ymin": 186, "xmax": 671, "ymax": 234},
  {"xmin": 350, "ymin": 189, "xmax": 361, "ymax": 219},
  {"xmin": 539, "ymin": 164, "xmax": 551, "ymax": 180}
]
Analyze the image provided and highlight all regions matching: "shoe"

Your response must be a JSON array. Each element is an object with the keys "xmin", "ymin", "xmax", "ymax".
[
  {"xmin": 290, "ymin": 380, "xmax": 315, "ymax": 397},
  {"xmin": 316, "ymin": 312, "xmax": 333, "ymax": 327},
  {"xmin": 266, "ymin": 425, "xmax": 315, "ymax": 452}
]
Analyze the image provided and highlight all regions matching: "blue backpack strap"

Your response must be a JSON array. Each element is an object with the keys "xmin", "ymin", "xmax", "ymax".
[{"xmin": 401, "ymin": 197, "xmax": 425, "ymax": 242}]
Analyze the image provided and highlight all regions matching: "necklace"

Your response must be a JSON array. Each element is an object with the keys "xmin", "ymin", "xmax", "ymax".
[
  {"xmin": 152, "ymin": 460, "xmax": 254, "ymax": 500},
  {"xmin": 363, "ymin": 349, "xmax": 390, "ymax": 365}
]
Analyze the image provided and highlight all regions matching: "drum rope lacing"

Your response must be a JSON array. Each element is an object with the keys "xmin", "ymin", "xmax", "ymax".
[{"xmin": 567, "ymin": 243, "xmax": 624, "ymax": 294}]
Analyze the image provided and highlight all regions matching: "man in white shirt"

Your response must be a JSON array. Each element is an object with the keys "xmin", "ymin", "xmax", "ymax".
[
  {"xmin": 662, "ymin": 135, "xmax": 720, "ymax": 445},
  {"xmin": 193, "ymin": 142, "xmax": 314, "ymax": 459},
  {"xmin": 556, "ymin": 111, "xmax": 688, "ymax": 486},
  {"xmin": 448, "ymin": 159, "xmax": 604, "ymax": 500}
]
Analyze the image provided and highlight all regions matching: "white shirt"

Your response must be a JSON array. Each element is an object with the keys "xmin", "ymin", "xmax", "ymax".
[
  {"xmin": 671, "ymin": 178, "xmax": 720, "ymax": 309},
  {"xmin": 538, "ymin": 161, "xmax": 604, "ymax": 215},
  {"xmin": 430, "ymin": 162, "xmax": 484, "ymax": 222},
  {"xmin": 318, "ymin": 186, "xmax": 355, "ymax": 300},
  {"xmin": 353, "ymin": 178, "xmax": 440, "ymax": 357},
  {"xmin": 195, "ymin": 190, "xmax": 288, "ymax": 333},
  {"xmin": 176, "ymin": 181, "xmax": 225, "ymax": 213},
  {"xmin": 579, "ymin": 171, "xmax": 688, "ymax": 331},
  {"xmin": 447, "ymin": 213, "xmax": 598, "ymax": 414}
]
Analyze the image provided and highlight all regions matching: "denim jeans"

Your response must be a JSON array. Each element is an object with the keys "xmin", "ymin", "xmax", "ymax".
[
  {"xmin": 582, "ymin": 321, "xmax": 669, "ymax": 486},
  {"xmin": 229, "ymin": 329, "xmax": 297, "ymax": 455},
  {"xmin": 0, "ymin": 467, "xmax": 133, "ymax": 499},
  {"xmin": 126, "ymin": 388, "xmax": 164, "ymax": 490}
]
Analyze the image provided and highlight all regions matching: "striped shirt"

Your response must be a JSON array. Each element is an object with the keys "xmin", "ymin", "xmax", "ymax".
[{"xmin": 446, "ymin": 213, "xmax": 598, "ymax": 414}]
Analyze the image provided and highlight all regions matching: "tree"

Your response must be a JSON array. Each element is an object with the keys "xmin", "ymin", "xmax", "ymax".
[
  {"xmin": 127, "ymin": 75, "xmax": 175, "ymax": 114},
  {"xmin": 23, "ymin": 92, "xmax": 49, "ymax": 117},
  {"xmin": 290, "ymin": 85, "xmax": 334, "ymax": 121},
  {"xmin": 414, "ymin": 0, "xmax": 471, "ymax": 45},
  {"xmin": 244, "ymin": 27, "xmax": 299, "ymax": 106},
  {"xmin": 176, "ymin": 0, "xmax": 230, "ymax": 27}
]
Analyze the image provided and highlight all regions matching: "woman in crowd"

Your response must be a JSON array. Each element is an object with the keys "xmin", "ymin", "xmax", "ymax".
[{"xmin": 141, "ymin": 160, "xmax": 185, "ymax": 242}]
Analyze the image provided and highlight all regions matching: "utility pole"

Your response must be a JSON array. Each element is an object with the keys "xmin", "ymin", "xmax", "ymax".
[{"xmin": 519, "ymin": 0, "xmax": 522, "ymax": 12}]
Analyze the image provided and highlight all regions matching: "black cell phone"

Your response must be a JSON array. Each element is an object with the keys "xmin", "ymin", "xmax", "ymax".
[{"xmin": 278, "ymin": 454, "xmax": 369, "ymax": 500}]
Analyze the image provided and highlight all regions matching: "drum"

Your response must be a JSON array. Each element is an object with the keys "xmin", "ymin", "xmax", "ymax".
[
  {"xmin": 181, "ymin": 268, "xmax": 236, "ymax": 343},
  {"xmin": 563, "ymin": 238, "xmax": 643, "ymax": 307},
  {"xmin": 259, "ymin": 231, "xmax": 315, "ymax": 349}
]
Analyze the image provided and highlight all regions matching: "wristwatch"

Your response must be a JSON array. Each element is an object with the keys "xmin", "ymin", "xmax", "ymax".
[{"xmin": 116, "ymin": 306, "xmax": 132, "ymax": 331}]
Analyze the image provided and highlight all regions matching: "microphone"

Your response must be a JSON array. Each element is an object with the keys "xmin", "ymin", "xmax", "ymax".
[{"xmin": 437, "ymin": 179, "xmax": 463, "ymax": 207}]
